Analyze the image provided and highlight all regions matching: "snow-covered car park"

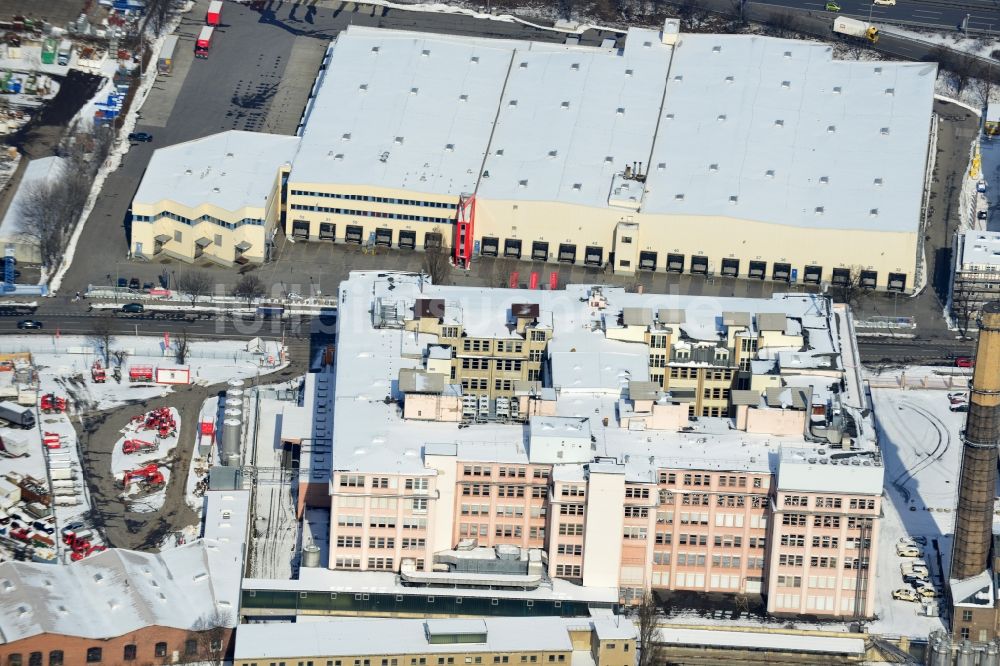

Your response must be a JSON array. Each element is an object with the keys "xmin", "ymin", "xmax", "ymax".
[{"xmin": 867, "ymin": 383, "xmax": 968, "ymax": 635}]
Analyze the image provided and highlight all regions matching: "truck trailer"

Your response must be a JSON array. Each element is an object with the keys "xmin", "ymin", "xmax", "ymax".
[
  {"xmin": 0, "ymin": 402, "xmax": 35, "ymax": 429},
  {"xmin": 833, "ymin": 16, "xmax": 878, "ymax": 43},
  {"xmin": 158, "ymin": 35, "xmax": 177, "ymax": 74},
  {"xmin": 195, "ymin": 26, "xmax": 214, "ymax": 58},
  {"xmin": 207, "ymin": 0, "xmax": 223, "ymax": 25}
]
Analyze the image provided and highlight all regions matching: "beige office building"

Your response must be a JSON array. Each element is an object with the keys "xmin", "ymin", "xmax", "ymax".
[{"xmin": 132, "ymin": 24, "xmax": 935, "ymax": 291}]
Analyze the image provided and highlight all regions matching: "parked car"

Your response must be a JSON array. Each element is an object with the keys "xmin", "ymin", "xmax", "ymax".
[
  {"xmin": 903, "ymin": 572, "xmax": 929, "ymax": 585},
  {"xmin": 121, "ymin": 303, "xmax": 145, "ymax": 314},
  {"xmin": 896, "ymin": 544, "xmax": 923, "ymax": 558},
  {"xmin": 900, "ymin": 536, "xmax": 928, "ymax": 546},
  {"xmin": 978, "ymin": 211, "xmax": 988, "ymax": 220},
  {"xmin": 956, "ymin": 357, "xmax": 975, "ymax": 368},
  {"xmin": 917, "ymin": 586, "xmax": 941, "ymax": 599},
  {"xmin": 31, "ymin": 521, "xmax": 54, "ymax": 535},
  {"xmin": 128, "ymin": 277, "xmax": 140, "ymax": 290},
  {"xmin": 825, "ymin": 1, "xmax": 841, "ymax": 10},
  {"xmin": 128, "ymin": 132, "xmax": 153, "ymax": 142},
  {"xmin": 16, "ymin": 319, "xmax": 43, "ymax": 330},
  {"xmin": 117, "ymin": 277, "xmax": 128, "ymax": 289},
  {"xmin": 950, "ymin": 402, "xmax": 969, "ymax": 413},
  {"xmin": 143, "ymin": 282, "xmax": 154, "ymax": 290},
  {"xmin": 61, "ymin": 520, "xmax": 86, "ymax": 534},
  {"xmin": 892, "ymin": 588, "xmax": 918, "ymax": 602},
  {"xmin": 873, "ymin": 0, "xmax": 895, "ymax": 4}
]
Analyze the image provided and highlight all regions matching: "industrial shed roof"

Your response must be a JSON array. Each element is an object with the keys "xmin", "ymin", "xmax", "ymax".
[
  {"xmin": 132, "ymin": 131, "xmax": 299, "ymax": 213},
  {"xmin": 0, "ymin": 539, "xmax": 240, "ymax": 644},
  {"xmin": 643, "ymin": 34, "xmax": 935, "ymax": 232}
]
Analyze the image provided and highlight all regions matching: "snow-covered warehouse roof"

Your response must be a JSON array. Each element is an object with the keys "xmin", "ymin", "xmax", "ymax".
[{"xmin": 0, "ymin": 539, "xmax": 240, "ymax": 644}]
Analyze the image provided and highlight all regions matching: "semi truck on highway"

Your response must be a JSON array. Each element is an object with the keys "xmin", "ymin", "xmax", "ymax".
[
  {"xmin": 158, "ymin": 35, "xmax": 177, "ymax": 74},
  {"xmin": 0, "ymin": 402, "xmax": 34, "ymax": 429},
  {"xmin": 833, "ymin": 16, "xmax": 879, "ymax": 43},
  {"xmin": 195, "ymin": 26, "xmax": 214, "ymax": 58},
  {"xmin": 207, "ymin": 0, "xmax": 223, "ymax": 25}
]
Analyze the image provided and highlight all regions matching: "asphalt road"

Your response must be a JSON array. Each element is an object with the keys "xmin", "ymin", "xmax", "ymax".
[{"xmin": 754, "ymin": 0, "xmax": 1000, "ymax": 33}]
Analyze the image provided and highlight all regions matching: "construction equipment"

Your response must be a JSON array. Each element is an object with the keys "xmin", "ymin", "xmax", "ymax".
[
  {"xmin": 91, "ymin": 360, "xmax": 106, "ymax": 383},
  {"xmin": 128, "ymin": 365, "xmax": 154, "ymax": 383},
  {"xmin": 122, "ymin": 438, "xmax": 157, "ymax": 455},
  {"xmin": 119, "ymin": 464, "xmax": 165, "ymax": 490},
  {"xmin": 63, "ymin": 530, "xmax": 106, "ymax": 561},
  {"xmin": 40, "ymin": 393, "xmax": 67, "ymax": 414}
]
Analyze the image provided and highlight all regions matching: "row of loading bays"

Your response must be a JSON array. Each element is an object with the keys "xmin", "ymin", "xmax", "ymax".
[
  {"xmin": 480, "ymin": 238, "xmax": 906, "ymax": 292},
  {"xmin": 293, "ymin": 222, "xmax": 442, "ymax": 250},
  {"xmin": 481, "ymin": 238, "xmax": 604, "ymax": 266},
  {"xmin": 289, "ymin": 224, "xmax": 906, "ymax": 292}
]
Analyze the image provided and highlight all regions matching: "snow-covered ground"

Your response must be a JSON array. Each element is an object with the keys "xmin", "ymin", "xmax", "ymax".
[
  {"xmin": 867, "ymin": 387, "xmax": 969, "ymax": 637},
  {"xmin": 2, "ymin": 336, "xmax": 285, "ymax": 408}
]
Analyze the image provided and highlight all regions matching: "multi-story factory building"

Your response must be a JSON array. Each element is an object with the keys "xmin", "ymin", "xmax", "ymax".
[
  {"xmin": 325, "ymin": 272, "xmax": 883, "ymax": 618},
  {"xmin": 131, "ymin": 23, "xmax": 935, "ymax": 292}
]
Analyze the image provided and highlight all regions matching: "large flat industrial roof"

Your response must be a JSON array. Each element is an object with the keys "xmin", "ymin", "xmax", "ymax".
[
  {"xmin": 643, "ymin": 35, "xmax": 935, "ymax": 232},
  {"xmin": 290, "ymin": 28, "xmax": 519, "ymax": 195},
  {"xmin": 134, "ymin": 26, "xmax": 934, "ymax": 235},
  {"xmin": 234, "ymin": 616, "xmax": 629, "ymax": 659},
  {"xmin": 133, "ymin": 130, "xmax": 299, "ymax": 213}
]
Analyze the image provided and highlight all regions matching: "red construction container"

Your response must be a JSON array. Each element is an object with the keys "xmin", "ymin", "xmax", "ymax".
[
  {"xmin": 128, "ymin": 366, "xmax": 154, "ymax": 382},
  {"xmin": 509, "ymin": 271, "xmax": 519, "ymax": 289},
  {"xmin": 529, "ymin": 272, "xmax": 539, "ymax": 289},
  {"xmin": 549, "ymin": 271, "xmax": 559, "ymax": 290}
]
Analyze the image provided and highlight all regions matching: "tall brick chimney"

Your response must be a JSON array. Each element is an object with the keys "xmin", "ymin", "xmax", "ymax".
[{"xmin": 951, "ymin": 301, "xmax": 1000, "ymax": 580}]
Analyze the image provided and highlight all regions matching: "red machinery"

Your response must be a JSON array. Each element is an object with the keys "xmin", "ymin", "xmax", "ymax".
[
  {"xmin": 119, "ymin": 464, "xmax": 165, "ymax": 490},
  {"xmin": 91, "ymin": 360, "xmax": 106, "ymax": 383},
  {"xmin": 42, "ymin": 431, "xmax": 63, "ymax": 449},
  {"xmin": 10, "ymin": 527, "xmax": 29, "ymax": 542},
  {"xmin": 122, "ymin": 438, "xmax": 157, "ymax": 455},
  {"xmin": 63, "ymin": 531, "xmax": 106, "ymax": 561},
  {"xmin": 128, "ymin": 365, "xmax": 154, "ymax": 383},
  {"xmin": 40, "ymin": 394, "xmax": 67, "ymax": 414},
  {"xmin": 138, "ymin": 407, "xmax": 176, "ymax": 438}
]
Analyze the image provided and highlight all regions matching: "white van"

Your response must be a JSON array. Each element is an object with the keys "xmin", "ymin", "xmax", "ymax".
[{"xmin": 873, "ymin": 0, "xmax": 896, "ymax": 4}]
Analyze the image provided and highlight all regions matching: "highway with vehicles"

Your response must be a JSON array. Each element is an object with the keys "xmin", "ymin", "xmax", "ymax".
[{"xmin": 754, "ymin": 0, "xmax": 1000, "ymax": 33}]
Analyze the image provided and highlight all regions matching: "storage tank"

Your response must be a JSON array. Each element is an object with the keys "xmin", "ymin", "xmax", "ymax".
[
  {"xmin": 956, "ymin": 640, "xmax": 975, "ymax": 666},
  {"xmin": 224, "ymin": 408, "xmax": 241, "ymax": 420},
  {"xmin": 225, "ymin": 398, "xmax": 242, "ymax": 410},
  {"xmin": 221, "ymin": 417, "xmax": 242, "ymax": 466},
  {"xmin": 928, "ymin": 631, "xmax": 951, "ymax": 666},
  {"xmin": 302, "ymin": 543, "xmax": 321, "ymax": 568},
  {"xmin": 228, "ymin": 379, "xmax": 245, "ymax": 389},
  {"xmin": 983, "ymin": 641, "xmax": 1000, "ymax": 666}
]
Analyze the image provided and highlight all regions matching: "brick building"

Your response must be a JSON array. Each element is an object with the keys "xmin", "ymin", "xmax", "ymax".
[{"xmin": 0, "ymin": 539, "xmax": 241, "ymax": 665}]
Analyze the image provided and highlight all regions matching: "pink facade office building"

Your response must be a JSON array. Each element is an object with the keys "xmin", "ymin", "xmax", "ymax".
[{"xmin": 322, "ymin": 272, "xmax": 883, "ymax": 618}]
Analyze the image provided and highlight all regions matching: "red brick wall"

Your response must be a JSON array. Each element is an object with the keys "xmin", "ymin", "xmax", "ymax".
[{"xmin": 0, "ymin": 625, "xmax": 234, "ymax": 665}]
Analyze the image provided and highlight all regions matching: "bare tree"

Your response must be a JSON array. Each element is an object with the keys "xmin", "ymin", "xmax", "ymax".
[
  {"xmin": 231, "ymin": 273, "xmax": 265, "ymax": 306},
  {"xmin": 174, "ymin": 328, "xmax": 190, "ymax": 365},
  {"xmin": 422, "ymin": 231, "xmax": 451, "ymax": 286},
  {"xmin": 176, "ymin": 271, "xmax": 213, "ymax": 306},
  {"xmin": 111, "ymin": 349, "xmax": 129, "ymax": 369},
  {"xmin": 491, "ymin": 257, "xmax": 517, "ymax": 287},
  {"xmin": 766, "ymin": 10, "xmax": 800, "ymax": 39},
  {"xmin": 832, "ymin": 265, "xmax": 874, "ymax": 311},
  {"xmin": 88, "ymin": 315, "xmax": 115, "ymax": 366},
  {"xmin": 189, "ymin": 609, "xmax": 234, "ymax": 665},
  {"xmin": 971, "ymin": 64, "xmax": 995, "ymax": 113},
  {"xmin": 636, "ymin": 592, "xmax": 664, "ymax": 666}
]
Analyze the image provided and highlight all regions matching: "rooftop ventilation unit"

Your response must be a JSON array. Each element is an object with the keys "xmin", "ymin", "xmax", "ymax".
[{"xmin": 421, "ymin": 49, "xmax": 430, "ymax": 57}]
